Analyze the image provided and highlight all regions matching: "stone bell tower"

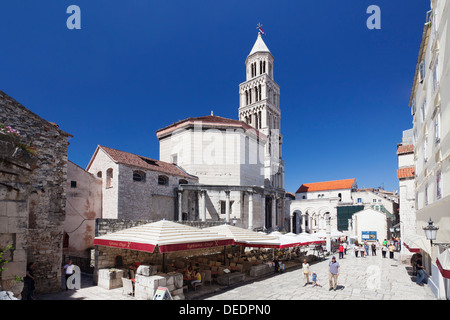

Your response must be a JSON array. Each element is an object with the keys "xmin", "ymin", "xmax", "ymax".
[{"xmin": 238, "ymin": 31, "xmax": 284, "ymax": 191}]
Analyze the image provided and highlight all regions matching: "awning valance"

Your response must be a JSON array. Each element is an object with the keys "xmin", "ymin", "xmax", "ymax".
[{"xmin": 93, "ymin": 220, "xmax": 234, "ymax": 253}]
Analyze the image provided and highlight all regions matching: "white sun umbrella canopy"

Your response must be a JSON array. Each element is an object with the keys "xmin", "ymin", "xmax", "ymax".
[
  {"xmin": 268, "ymin": 231, "xmax": 308, "ymax": 248},
  {"xmin": 402, "ymin": 234, "xmax": 431, "ymax": 255},
  {"xmin": 204, "ymin": 224, "xmax": 280, "ymax": 249},
  {"xmin": 313, "ymin": 230, "xmax": 344, "ymax": 239},
  {"xmin": 437, "ymin": 248, "xmax": 450, "ymax": 279},
  {"xmin": 93, "ymin": 220, "xmax": 234, "ymax": 253}
]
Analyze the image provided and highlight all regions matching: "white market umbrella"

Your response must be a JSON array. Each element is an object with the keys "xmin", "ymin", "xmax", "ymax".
[
  {"xmin": 204, "ymin": 224, "xmax": 280, "ymax": 248},
  {"xmin": 402, "ymin": 234, "xmax": 431, "ymax": 254},
  {"xmin": 93, "ymin": 220, "xmax": 233, "ymax": 253},
  {"xmin": 437, "ymin": 248, "xmax": 450, "ymax": 279}
]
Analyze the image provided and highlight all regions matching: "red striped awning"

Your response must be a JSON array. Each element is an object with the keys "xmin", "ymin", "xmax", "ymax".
[{"xmin": 93, "ymin": 220, "xmax": 233, "ymax": 253}]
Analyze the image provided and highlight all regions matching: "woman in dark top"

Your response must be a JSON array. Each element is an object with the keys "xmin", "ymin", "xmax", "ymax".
[{"xmin": 25, "ymin": 262, "xmax": 36, "ymax": 300}]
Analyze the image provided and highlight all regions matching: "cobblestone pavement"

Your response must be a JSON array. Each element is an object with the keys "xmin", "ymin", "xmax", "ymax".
[
  {"xmin": 205, "ymin": 252, "xmax": 437, "ymax": 300},
  {"xmin": 37, "ymin": 251, "xmax": 436, "ymax": 301}
]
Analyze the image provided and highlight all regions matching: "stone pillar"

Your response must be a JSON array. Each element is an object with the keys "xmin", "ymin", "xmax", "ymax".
[
  {"xmin": 248, "ymin": 192, "xmax": 254, "ymax": 230},
  {"xmin": 261, "ymin": 196, "xmax": 266, "ymax": 230},
  {"xmin": 326, "ymin": 217, "xmax": 331, "ymax": 253},
  {"xmin": 225, "ymin": 190, "xmax": 230, "ymax": 224},
  {"xmin": 201, "ymin": 190, "xmax": 207, "ymax": 222},
  {"xmin": 177, "ymin": 189, "xmax": 183, "ymax": 222},
  {"xmin": 271, "ymin": 195, "xmax": 276, "ymax": 230}
]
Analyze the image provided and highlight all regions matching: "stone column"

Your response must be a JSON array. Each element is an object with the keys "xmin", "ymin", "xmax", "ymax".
[
  {"xmin": 177, "ymin": 189, "xmax": 183, "ymax": 222},
  {"xmin": 201, "ymin": 190, "xmax": 207, "ymax": 222},
  {"xmin": 261, "ymin": 196, "xmax": 266, "ymax": 230},
  {"xmin": 271, "ymin": 195, "xmax": 276, "ymax": 229},
  {"xmin": 225, "ymin": 190, "xmax": 230, "ymax": 224},
  {"xmin": 290, "ymin": 213, "xmax": 294, "ymax": 233},
  {"xmin": 248, "ymin": 192, "xmax": 254, "ymax": 230}
]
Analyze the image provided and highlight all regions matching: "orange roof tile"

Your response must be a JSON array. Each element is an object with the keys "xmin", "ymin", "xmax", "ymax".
[
  {"xmin": 397, "ymin": 144, "xmax": 414, "ymax": 155},
  {"xmin": 89, "ymin": 145, "xmax": 197, "ymax": 180},
  {"xmin": 397, "ymin": 167, "xmax": 415, "ymax": 179},
  {"xmin": 296, "ymin": 178, "xmax": 356, "ymax": 193}
]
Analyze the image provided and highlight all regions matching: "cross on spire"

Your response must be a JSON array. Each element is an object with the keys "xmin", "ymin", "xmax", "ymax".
[{"xmin": 256, "ymin": 23, "xmax": 265, "ymax": 35}]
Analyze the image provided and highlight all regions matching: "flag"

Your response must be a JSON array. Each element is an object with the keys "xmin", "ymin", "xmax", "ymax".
[{"xmin": 258, "ymin": 26, "xmax": 265, "ymax": 35}]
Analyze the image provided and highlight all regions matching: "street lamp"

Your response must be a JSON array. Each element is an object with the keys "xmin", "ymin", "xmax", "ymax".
[{"xmin": 423, "ymin": 218, "xmax": 439, "ymax": 245}]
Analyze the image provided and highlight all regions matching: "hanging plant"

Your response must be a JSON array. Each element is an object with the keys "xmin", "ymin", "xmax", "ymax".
[{"xmin": 0, "ymin": 124, "xmax": 37, "ymax": 156}]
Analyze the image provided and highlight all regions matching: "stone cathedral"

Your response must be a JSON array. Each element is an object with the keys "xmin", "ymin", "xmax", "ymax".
[{"xmin": 156, "ymin": 32, "xmax": 286, "ymax": 231}]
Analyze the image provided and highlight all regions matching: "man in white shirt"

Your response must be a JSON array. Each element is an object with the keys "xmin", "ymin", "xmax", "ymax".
[{"xmin": 63, "ymin": 260, "xmax": 75, "ymax": 290}]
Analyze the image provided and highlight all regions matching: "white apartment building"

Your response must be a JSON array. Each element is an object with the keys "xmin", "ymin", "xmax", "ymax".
[{"xmin": 408, "ymin": 0, "xmax": 450, "ymax": 299}]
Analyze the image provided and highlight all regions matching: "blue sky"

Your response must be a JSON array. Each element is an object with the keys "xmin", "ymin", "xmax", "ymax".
[{"xmin": 1, "ymin": 1, "xmax": 429, "ymax": 193}]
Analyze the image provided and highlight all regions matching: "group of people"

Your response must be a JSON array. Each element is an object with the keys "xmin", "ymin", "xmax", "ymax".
[
  {"xmin": 302, "ymin": 257, "xmax": 340, "ymax": 291},
  {"xmin": 346, "ymin": 239, "xmax": 397, "ymax": 259},
  {"xmin": 301, "ymin": 238, "xmax": 402, "ymax": 292}
]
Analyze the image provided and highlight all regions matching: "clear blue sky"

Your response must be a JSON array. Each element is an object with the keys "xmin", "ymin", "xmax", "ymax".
[{"xmin": 1, "ymin": 0, "xmax": 430, "ymax": 193}]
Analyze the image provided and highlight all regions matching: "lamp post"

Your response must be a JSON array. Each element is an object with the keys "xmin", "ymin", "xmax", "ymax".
[{"xmin": 423, "ymin": 218, "xmax": 439, "ymax": 246}]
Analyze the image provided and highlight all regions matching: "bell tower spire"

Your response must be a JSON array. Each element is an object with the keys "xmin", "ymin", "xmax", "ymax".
[{"xmin": 238, "ymin": 28, "xmax": 284, "ymax": 190}]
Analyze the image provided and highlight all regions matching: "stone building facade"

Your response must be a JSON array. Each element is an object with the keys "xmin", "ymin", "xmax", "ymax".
[
  {"xmin": 86, "ymin": 145, "xmax": 198, "ymax": 221},
  {"xmin": 396, "ymin": 129, "xmax": 416, "ymax": 254},
  {"xmin": 0, "ymin": 90, "xmax": 71, "ymax": 295},
  {"xmin": 64, "ymin": 160, "xmax": 102, "ymax": 259}
]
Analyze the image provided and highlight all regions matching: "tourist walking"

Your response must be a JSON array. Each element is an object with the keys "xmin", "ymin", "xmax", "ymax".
[
  {"xmin": 328, "ymin": 256, "xmax": 340, "ymax": 291},
  {"xmin": 371, "ymin": 243, "xmax": 376, "ymax": 256},
  {"xmin": 302, "ymin": 259, "xmax": 311, "ymax": 286},
  {"xmin": 353, "ymin": 244, "xmax": 359, "ymax": 257},
  {"xmin": 388, "ymin": 242, "xmax": 396, "ymax": 259},
  {"xmin": 25, "ymin": 262, "xmax": 36, "ymax": 300},
  {"xmin": 382, "ymin": 245, "xmax": 388, "ymax": 258},
  {"xmin": 62, "ymin": 260, "xmax": 75, "ymax": 290},
  {"xmin": 364, "ymin": 242, "xmax": 369, "ymax": 256},
  {"xmin": 416, "ymin": 254, "xmax": 425, "ymax": 286},
  {"xmin": 312, "ymin": 272, "xmax": 319, "ymax": 287},
  {"xmin": 360, "ymin": 245, "xmax": 365, "ymax": 257},
  {"xmin": 338, "ymin": 243, "xmax": 344, "ymax": 259}
]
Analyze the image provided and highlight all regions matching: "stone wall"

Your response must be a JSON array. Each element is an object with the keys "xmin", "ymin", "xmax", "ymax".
[
  {"xmin": 0, "ymin": 90, "xmax": 70, "ymax": 294},
  {"xmin": 64, "ymin": 161, "xmax": 102, "ymax": 257},
  {"xmin": 0, "ymin": 133, "xmax": 36, "ymax": 296}
]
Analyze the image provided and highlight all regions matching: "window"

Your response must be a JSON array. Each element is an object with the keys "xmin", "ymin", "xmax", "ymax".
[
  {"xmin": 133, "ymin": 171, "xmax": 146, "ymax": 182},
  {"xmin": 97, "ymin": 171, "xmax": 102, "ymax": 178},
  {"xmin": 434, "ymin": 113, "xmax": 441, "ymax": 145},
  {"xmin": 424, "ymin": 137, "xmax": 428, "ymax": 163},
  {"xmin": 433, "ymin": 57, "xmax": 439, "ymax": 92},
  {"xmin": 179, "ymin": 179, "xmax": 188, "ymax": 185},
  {"xmin": 106, "ymin": 168, "xmax": 113, "ymax": 188},
  {"xmin": 158, "ymin": 175, "xmax": 169, "ymax": 186},
  {"xmin": 421, "ymin": 98, "xmax": 427, "ymax": 123},
  {"xmin": 437, "ymin": 170, "xmax": 442, "ymax": 200},
  {"xmin": 357, "ymin": 198, "xmax": 362, "ymax": 203},
  {"xmin": 220, "ymin": 200, "xmax": 234, "ymax": 214},
  {"xmin": 419, "ymin": 60, "xmax": 425, "ymax": 83},
  {"xmin": 70, "ymin": 181, "xmax": 77, "ymax": 188}
]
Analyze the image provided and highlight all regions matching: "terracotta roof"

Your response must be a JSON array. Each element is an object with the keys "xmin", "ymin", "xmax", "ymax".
[
  {"xmin": 397, "ymin": 166, "xmax": 415, "ymax": 179},
  {"xmin": 397, "ymin": 144, "xmax": 414, "ymax": 155},
  {"xmin": 156, "ymin": 115, "xmax": 266, "ymax": 140},
  {"xmin": 89, "ymin": 145, "xmax": 197, "ymax": 180},
  {"xmin": 296, "ymin": 178, "xmax": 356, "ymax": 193}
]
